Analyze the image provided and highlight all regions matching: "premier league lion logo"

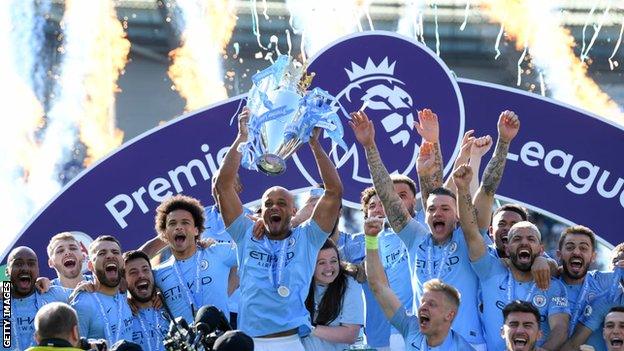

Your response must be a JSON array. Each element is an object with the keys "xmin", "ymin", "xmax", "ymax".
[
  {"xmin": 298, "ymin": 32, "xmax": 464, "ymax": 205},
  {"xmin": 332, "ymin": 57, "xmax": 420, "ymax": 182}
]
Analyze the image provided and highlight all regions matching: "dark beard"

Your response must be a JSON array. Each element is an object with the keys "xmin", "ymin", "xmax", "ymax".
[
  {"xmin": 509, "ymin": 252, "xmax": 535, "ymax": 272},
  {"xmin": 129, "ymin": 288, "xmax": 154, "ymax": 303},
  {"xmin": 95, "ymin": 269, "xmax": 120, "ymax": 288},
  {"xmin": 562, "ymin": 260, "xmax": 588, "ymax": 280}
]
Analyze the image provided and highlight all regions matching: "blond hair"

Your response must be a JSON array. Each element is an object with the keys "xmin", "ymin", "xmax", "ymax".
[
  {"xmin": 423, "ymin": 278, "xmax": 461, "ymax": 308},
  {"xmin": 47, "ymin": 232, "xmax": 79, "ymax": 257}
]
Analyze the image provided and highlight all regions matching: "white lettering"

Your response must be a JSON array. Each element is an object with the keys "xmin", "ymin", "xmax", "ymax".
[
  {"xmin": 104, "ymin": 144, "xmax": 231, "ymax": 229},
  {"xmin": 544, "ymin": 149, "xmax": 573, "ymax": 177},
  {"xmin": 597, "ymin": 171, "xmax": 624, "ymax": 198},
  {"xmin": 168, "ymin": 159, "xmax": 210, "ymax": 193},
  {"xmin": 105, "ymin": 194, "xmax": 134, "ymax": 229},
  {"xmin": 510, "ymin": 140, "xmax": 623, "ymax": 210},
  {"xmin": 566, "ymin": 160, "xmax": 600, "ymax": 195},
  {"xmin": 148, "ymin": 177, "xmax": 172, "ymax": 201},
  {"xmin": 131, "ymin": 187, "xmax": 149, "ymax": 214},
  {"xmin": 520, "ymin": 141, "xmax": 544, "ymax": 167}
]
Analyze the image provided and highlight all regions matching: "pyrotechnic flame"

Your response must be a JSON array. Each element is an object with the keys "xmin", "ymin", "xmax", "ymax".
[
  {"xmin": 482, "ymin": 0, "xmax": 624, "ymax": 124},
  {"xmin": 168, "ymin": 0, "xmax": 237, "ymax": 111},
  {"xmin": 75, "ymin": 0, "xmax": 129, "ymax": 165},
  {"xmin": 286, "ymin": 0, "xmax": 372, "ymax": 57},
  {"xmin": 0, "ymin": 0, "xmax": 50, "ymax": 256},
  {"xmin": 44, "ymin": 0, "xmax": 128, "ymax": 168}
]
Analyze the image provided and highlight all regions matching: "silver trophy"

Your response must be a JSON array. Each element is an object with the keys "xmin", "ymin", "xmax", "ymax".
[{"xmin": 242, "ymin": 56, "xmax": 318, "ymax": 175}]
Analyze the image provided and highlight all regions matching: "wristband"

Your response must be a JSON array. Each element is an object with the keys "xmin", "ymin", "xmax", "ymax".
[{"xmin": 365, "ymin": 235, "xmax": 379, "ymax": 250}]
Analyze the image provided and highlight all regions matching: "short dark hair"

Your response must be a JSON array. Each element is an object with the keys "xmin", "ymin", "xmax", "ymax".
[
  {"xmin": 89, "ymin": 235, "xmax": 122, "ymax": 256},
  {"xmin": 493, "ymin": 204, "xmax": 529, "ymax": 221},
  {"xmin": 390, "ymin": 174, "xmax": 417, "ymax": 197},
  {"xmin": 558, "ymin": 225, "xmax": 597, "ymax": 251},
  {"xmin": 429, "ymin": 187, "xmax": 456, "ymax": 201},
  {"xmin": 155, "ymin": 195, "xmax": 205, "ymax": 236},
  {"xmin": 360, "ymin": 186, "xmax": 377, "ymax": 219},
  {"xmin": 503, "ymin": 300, "xmax": 541, "ymax": 326},
  {"xmin": 608, "ymin": 306, "xmax": 624, "ymax": 314},
  {"xmin": 34, "ymin": 302, "xmax": 78, "ymax": 341},
  {"xmin": 123, "ymin": 250, "xmax": 152, "ymax": 269}
]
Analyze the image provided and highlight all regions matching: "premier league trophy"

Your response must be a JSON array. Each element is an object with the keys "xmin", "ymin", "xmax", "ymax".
[{"xmin": 239, "ymin": 55, "xmax": 346, "ymax": 175}]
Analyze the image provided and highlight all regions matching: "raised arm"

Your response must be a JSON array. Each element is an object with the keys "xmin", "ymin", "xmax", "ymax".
[
  {"xmin": 309, "ymin": 128, "xmax": 343, "ymax": 233},
  {"xmin": 454, "ymin": 164, "xmax": 486, "ymax": 261},
  {"xmin": 364, "ymin": 216, "xmax": 402, "ymax": 320},
  {"xmin": 350, "ymin": 111, "xmax": 412, "ymax": 233},
  {"xmin": 443, "ymin": 130, "xmax": 474, "ymax": 193},
  {"xmin": 414, "ymin": 109, "xmax": 444, "ymax": 204},
  {"xmin": 474, "ymin": 110, "xmax": 520, "ymax": 229},
  {"xmin": 468, "ymin": 135, "xmax": 493, "ymax": 195},
  {"xmin": 214, "ymin": 107, "xmax": 248, "ymax": 227}
]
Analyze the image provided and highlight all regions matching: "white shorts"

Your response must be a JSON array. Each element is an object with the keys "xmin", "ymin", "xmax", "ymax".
[{"xmin": 253, "ymin": 334, "xmax": 304, "ymax": 351}]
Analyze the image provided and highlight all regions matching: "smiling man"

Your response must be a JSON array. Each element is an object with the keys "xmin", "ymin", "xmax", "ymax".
[
  {"xmin": 152, "ymin": 194, "xmax": 238, "ymax": 323},
  {"xmin": 124, "ymin": 250, "xmax": 169, "ymax": 351},
  {"xmin": 603, "ymin": 307, "xmax": 624, "ymax": 351},
  {"xmin": 501, "ymin": 300, "xmax": 543, "ymax": 351},
  {"xmin": 5, "ymin": 246, "xmax": 70, "ymax": 350},
  {"xmin": 364, "ymin": 213, "xmax": 474, "ymax": 350},
  {"xmin": 70, "ymin": 235, "xmax": 133, "ymax": 345},
  {"xmin": 47, "ymin": 232, "xmax": 89, "ymax": 289},
  {"xmin": 555, "ymin": 226, "xmax": 622, "ymax": 351},
  {"xmin": 455, "ymin": 164, "xmax": 570, "ymax": 351},
  {"xmin": 215, "ymin": 107, "xmax": 342, "ymax": 351}
]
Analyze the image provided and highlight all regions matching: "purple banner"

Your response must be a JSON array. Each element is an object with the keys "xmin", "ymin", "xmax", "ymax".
[{"xmin": 5, "ymin": 32, "xmax": 622, "ymax": 276}]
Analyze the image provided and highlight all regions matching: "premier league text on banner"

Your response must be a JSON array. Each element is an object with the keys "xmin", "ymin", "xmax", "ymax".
[
  {"xmin": 4, "ymin": 32, "xmax": 624, "ymax": 278},
  {"xmin": 2, "ymin": 281, "xmax": 10, "ymax": 348},
  {"xmin": 104, "ymin": 143, "xmax": 229, "ymax": 228},
  {"xmin": 508, "ymin": 141, "xmax": 624, "ymax": 205}
]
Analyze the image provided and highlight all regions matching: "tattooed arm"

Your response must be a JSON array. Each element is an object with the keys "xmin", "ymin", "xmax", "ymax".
[
  {"xmin": 350, "ymin": 111, "xmax": 412, "ymax": 233},
  {"xmin": 474, "ymin": 110, "xmax": 520, "ymax": 229},
  {"xmin": 454, "ymin": 164, "xmax": 486, "ymax": 261},
  {"xmin": 414, "ymin": 109, "xmax": 444, "ymax": 206}
]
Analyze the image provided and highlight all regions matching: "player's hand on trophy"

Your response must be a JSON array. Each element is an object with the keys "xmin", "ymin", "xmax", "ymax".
[
  {"xmin": 415, "ymin": 109, "xmax": 440, "ymax": 143},
  {"xmin": 238, "ymin": 107, "xmax": 250, "ymax": 139},
  {"xmin": 417, "ymin": 142, "xmax": 437, "ymax": 177},
  {"xmin": 349, "ymin": 110, "xmax": 376, "ymax": 148},
  {"xmin": 452, "ymin": 164, "xmax": 473, "ymax": 192},
  {"xmin": 498, "ymin": 110, "xmax": 520, "ymax": 143},
  {"xmin": 309, "ymin": 126, "xmax": 322, "ymax": 146},
  {"xmin": 364, "ymin": 216, "xmax": 384, "ymax": 237}
]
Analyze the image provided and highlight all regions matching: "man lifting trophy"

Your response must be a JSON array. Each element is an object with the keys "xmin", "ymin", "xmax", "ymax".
[{"xmin": 239, "ymin": 55, "xmax": 346, "ymax": 175}]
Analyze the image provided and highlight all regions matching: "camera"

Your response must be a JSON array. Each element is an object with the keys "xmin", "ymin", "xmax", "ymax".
[
  {"xmin": 163, "ymin": 305, "xmax": 232, "ymax": 351},
  {"xmin": 78, "ymin": 337, "xmax": 107, "ymax": 351}
]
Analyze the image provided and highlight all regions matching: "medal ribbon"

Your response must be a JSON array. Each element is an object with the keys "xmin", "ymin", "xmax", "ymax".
[{"xmin": 93, "ymin": 293, "xmax": 124, "ymax": 344}]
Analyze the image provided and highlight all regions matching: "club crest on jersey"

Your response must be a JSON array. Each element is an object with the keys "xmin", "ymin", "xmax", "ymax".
[
  {"xmin": 200, "ymin": 259, "xmax": 209, "ymax": 270},
  {"xmin": 584, "ymin": 305, "xmax": 593, "ymax": 317},
  {"xmin": 449, "ymin": 241, "xmax": 458, "ymax": 254},
  {"xmin": 533, "ymin": 294, "xmax": 547, "ymax": 308}
]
